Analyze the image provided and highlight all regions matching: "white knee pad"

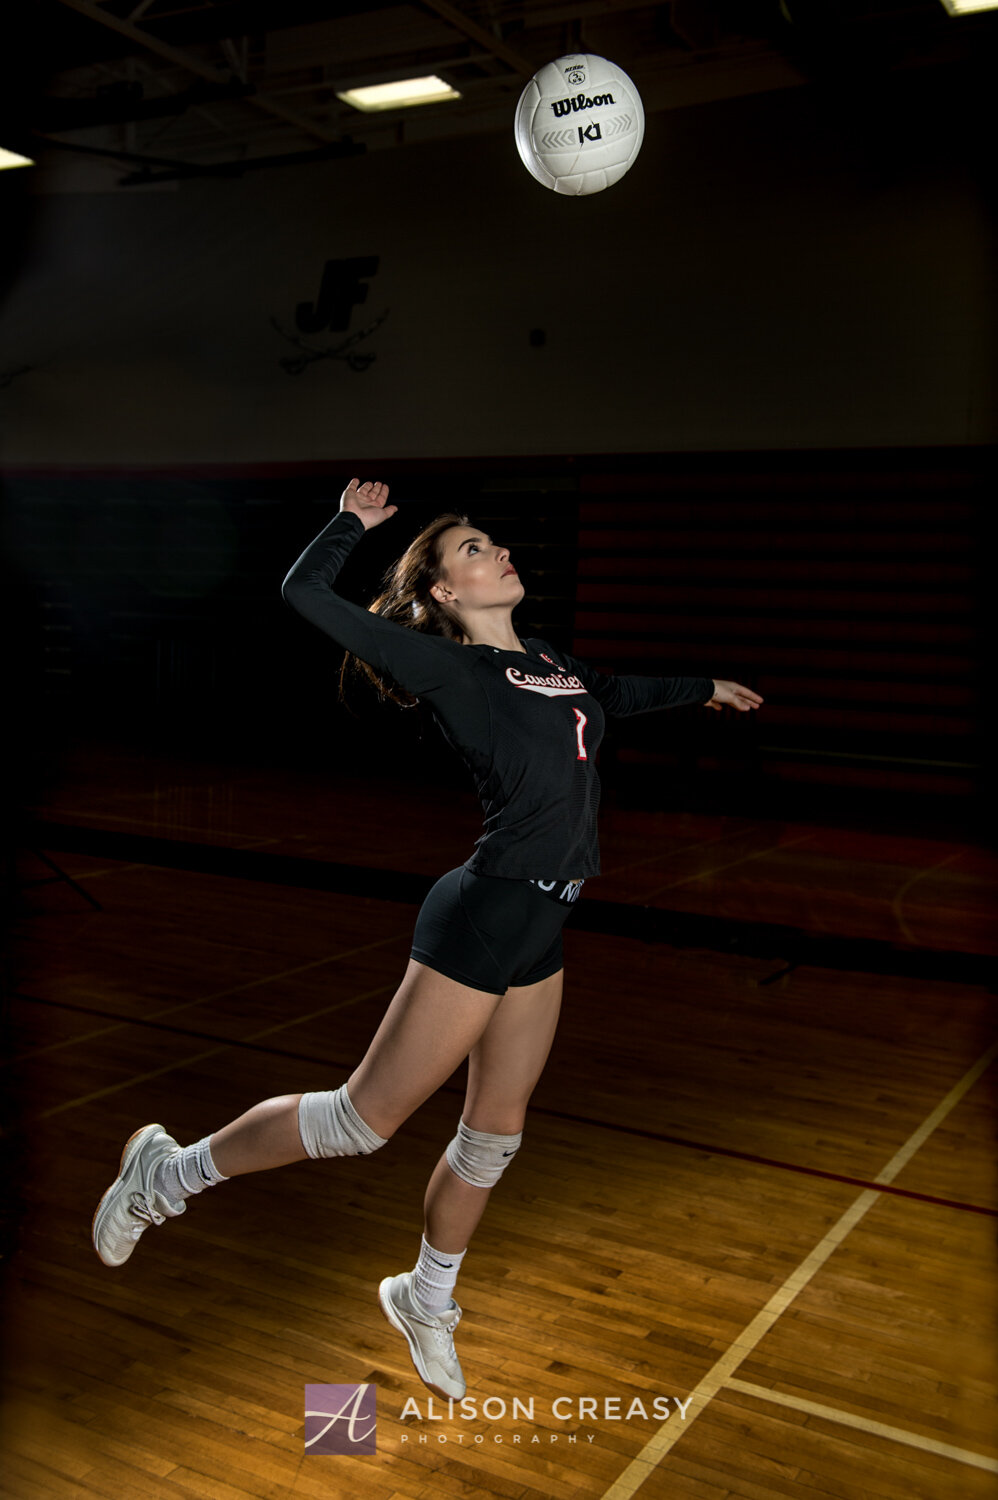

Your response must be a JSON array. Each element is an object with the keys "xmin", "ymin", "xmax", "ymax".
[
  {"xmin": 298, "ymin": 1084, "xmax": 388, "ymax": 1161},
  {"xmin": 445, "ymin": 1118, "xmax": 522, "ymax": 1189}
]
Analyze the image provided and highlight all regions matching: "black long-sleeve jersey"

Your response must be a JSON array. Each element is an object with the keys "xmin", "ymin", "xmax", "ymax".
[{"xmin": 282, "ymin": 510, "xmax": 715, "ymax": 880}]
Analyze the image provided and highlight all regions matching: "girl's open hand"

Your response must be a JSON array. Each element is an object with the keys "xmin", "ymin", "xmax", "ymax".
[
  {"xmin": 705, "ymin": 680, "xmax": 764, "ymax": 712},
  {"xmin": 340, "ymin": 478, "xmax": 398, "ymax": 530}
]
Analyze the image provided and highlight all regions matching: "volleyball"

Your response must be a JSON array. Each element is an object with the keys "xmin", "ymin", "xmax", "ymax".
[{"xmin": 514, "ymin": 53, "xmax": 645, "ymax": 196}]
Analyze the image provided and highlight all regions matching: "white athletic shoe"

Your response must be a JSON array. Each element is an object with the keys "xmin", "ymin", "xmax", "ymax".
[
  {"xmin": 378, "ymin": 1271, "xmax": 466, "ymax": 1399},
  {"xmin": 92, "ymin": 1123, "xmax": 186, "ymax": 1267}
]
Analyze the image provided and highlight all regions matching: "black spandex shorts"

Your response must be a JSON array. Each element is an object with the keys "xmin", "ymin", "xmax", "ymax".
[{"xmin": 411, "ymin": 867, "xmax": 577, "ymax": 994}]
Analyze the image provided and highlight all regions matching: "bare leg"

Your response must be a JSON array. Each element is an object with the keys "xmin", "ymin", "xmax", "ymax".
[
  {"xmin": 345, "ymin": 959, "xmax": 503, "ymax": 1137},
  {"xmin": 422, "ymin": 968, "xmax": 564, "ymax": 1253},
  {"xmin": 209, "ymin": 1094, "xmax": 306, "ymax": 1177},
  {"xmin": 209, "ymin": 959, "xmax": 503, "ymax": 1178}
]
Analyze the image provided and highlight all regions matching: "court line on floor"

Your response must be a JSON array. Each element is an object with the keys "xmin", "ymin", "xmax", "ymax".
[
  {"xmin": 24, "ymin": 860, "xmax": 149, "ymax": 884},
  {"xmin": 725, "ymin": 1379, "xmax": 998, "ymax": 1475},
  {"xmin": 598, "ymin": 821, "xmax": 775, "ymax": 881},
  {"xmin": 532, "ymin": 1103, "xmax": 998, "ymax": 1219},
  {"xmin": 892, "ymin": 851, "xmax": 966, "ymax": 947},
  {"xmin": 599, "ymin": 1038, "xmax": 998, "ymax": 1500},
  {"xmin": 34, "ymin": 979, "xmax": 397, "ymax": 1120},
  {"xmin": 635, "ymin": 832, "xmax": 816, "ymax": 901},
  {"xmin": 9, "ymin": 929, "xmax": 412, "ymax": 1063},
  {"xmin": 13, "ymin": 988, "xmax": 996, "ymax": 1219}
]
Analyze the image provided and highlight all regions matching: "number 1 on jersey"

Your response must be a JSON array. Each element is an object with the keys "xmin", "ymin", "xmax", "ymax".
[{"xmin": 572, "ymin": 707, "xmax": 589, "ymax": 762}]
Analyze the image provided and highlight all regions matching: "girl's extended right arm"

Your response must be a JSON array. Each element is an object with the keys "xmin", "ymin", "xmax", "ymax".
[{"xmin": 281, "ymin": 509, "xmax": 465, "ymax": 701}]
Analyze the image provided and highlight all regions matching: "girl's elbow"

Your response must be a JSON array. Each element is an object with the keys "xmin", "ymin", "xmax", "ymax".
[{"xmin": 281, "ymin": 570, "xmax": 304, "ymax": 606}]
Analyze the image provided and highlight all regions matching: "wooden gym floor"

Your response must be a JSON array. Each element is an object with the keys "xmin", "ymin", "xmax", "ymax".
[{"xmin": 3, "ymin": 740, "xmax": 996, "ymax": 1500}]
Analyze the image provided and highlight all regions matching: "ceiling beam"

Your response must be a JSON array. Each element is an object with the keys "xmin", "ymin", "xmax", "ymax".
[
  {"xmin": 53, "ymin": 0, "xmax": 340, "ymax": 143},
  {"xmin": 418, "ymin": 0, "xmax": 537, "ymax": 78}
]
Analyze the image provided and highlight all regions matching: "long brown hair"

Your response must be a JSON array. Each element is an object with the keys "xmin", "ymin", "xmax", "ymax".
[{"xmin": 339, "ymin": 511, "xmax": 471, "ymax": 707}]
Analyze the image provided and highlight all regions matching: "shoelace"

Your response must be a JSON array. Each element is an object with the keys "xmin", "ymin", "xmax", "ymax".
[
  {"xmin": 128, "ymin": 1191, "xmax": 165, "ymax": 1237},
  {"xmin": 410, "ymin": 1299, "xmax": 461, "ymax": 1344},
  {"xmin": 430, "ymin": 1308, "xmax": 461, "ymax": 1350}
]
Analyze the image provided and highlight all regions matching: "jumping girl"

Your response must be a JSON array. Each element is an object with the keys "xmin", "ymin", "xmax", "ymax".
[{"xmin": 92, "ymin": 477, "xmax": 763, "ymax": 1400}]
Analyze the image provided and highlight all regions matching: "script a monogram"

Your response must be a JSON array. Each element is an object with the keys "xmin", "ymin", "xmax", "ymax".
[{"xmin": 304, "ymin": 1384, "xmax": 376, "ymax": 1448}]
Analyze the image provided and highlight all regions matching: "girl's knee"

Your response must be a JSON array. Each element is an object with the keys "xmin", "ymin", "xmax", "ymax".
[
  {"xmin": 445, "ymin": 1117, "xmax": 523, "ymax": 1187},
  {"xmin": 297, "ymin": 1084, "xmax": 394, "ymax": 1160}
]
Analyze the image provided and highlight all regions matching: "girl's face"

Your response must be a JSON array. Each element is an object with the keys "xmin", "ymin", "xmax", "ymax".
[{"xmin": 430, "ymin": 526, "xmax": 524, "ymax": 616}]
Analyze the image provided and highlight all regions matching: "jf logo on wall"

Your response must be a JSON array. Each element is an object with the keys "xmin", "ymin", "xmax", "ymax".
[{"xmin": 271, "ymin": 256, "xmax": 389, "ymax": 375}]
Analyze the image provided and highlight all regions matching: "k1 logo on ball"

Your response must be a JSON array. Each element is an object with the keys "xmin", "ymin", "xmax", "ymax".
[
  {"xmin": 304, "ymin": 1384, "xmax": 377, "ymax": 1455},
  {"xmin": 514, "ymin": 52, "xmax": 644, "ymax": 196}
]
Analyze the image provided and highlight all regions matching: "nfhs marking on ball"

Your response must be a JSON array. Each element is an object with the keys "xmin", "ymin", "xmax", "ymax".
[{"xmin": 514, "ymin": 52, "xmax": 645, "ymax": 197}]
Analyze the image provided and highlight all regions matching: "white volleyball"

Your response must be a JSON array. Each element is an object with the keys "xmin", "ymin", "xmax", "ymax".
[{"xmin": 514, "ymin": 53, "xmax": 645, "ymax": 196}]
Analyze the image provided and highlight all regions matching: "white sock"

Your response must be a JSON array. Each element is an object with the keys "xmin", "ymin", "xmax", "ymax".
[
  {"xmin": 413, "ymin": 1235, "xmax": 466, "ymax": 1313},
  {"xmin": 154, "ymin": 1135, "xmax": 229, "ymax": 1204}
]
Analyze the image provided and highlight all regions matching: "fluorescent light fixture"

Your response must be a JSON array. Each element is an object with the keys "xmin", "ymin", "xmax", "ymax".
[
  {"xmin": 336, "ymin": 75, "xmax": 461, "ymax": 112},
  {"xmin": 938, "ymin": 0, "xmax": 998, "ymax": 11},
  {"xmin": 0, "ymin": 147, "xmax": 35, "ymax": 170}
]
